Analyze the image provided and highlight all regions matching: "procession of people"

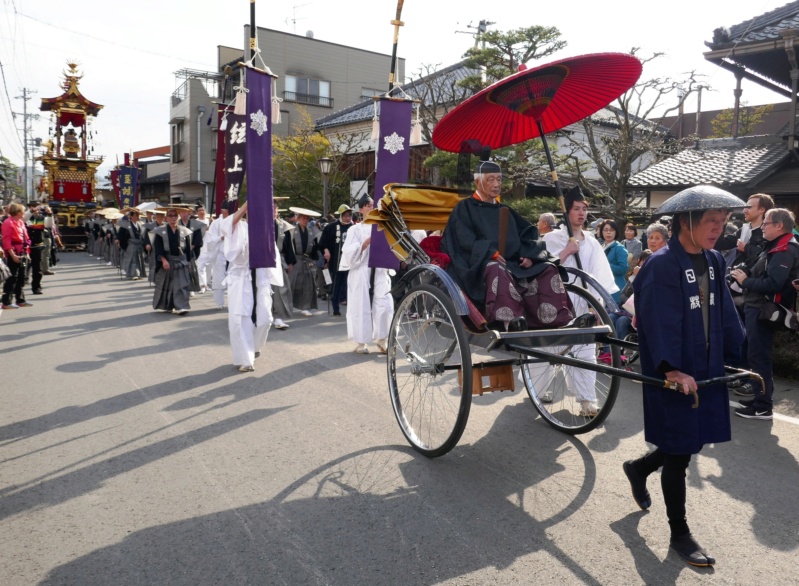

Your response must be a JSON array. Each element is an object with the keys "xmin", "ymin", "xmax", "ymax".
[{"xmin": 4, "ymin": 165, "xmax": 799, "ymax": 573}]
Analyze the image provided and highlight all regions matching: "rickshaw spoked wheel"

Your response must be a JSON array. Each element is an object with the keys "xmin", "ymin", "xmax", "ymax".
[
  {"xmin": 520, "ymin": 283, "xmax": 620, "ymax": 434},
  {"xmin": 387, "ymin": 284, "xmax": 472, "ymax": 457}
]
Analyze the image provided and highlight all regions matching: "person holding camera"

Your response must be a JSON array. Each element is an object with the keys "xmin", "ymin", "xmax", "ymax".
[
  {"xmin": 2, "ymin": 202, "xmax": 33, "ymax": 309},
  {"xmin": 24, "ymin": 202, "xmax": 46, "ymax": 294},
  {"xmin": 730, "ymin": 208, "xmax": 799, "ymax": 420},
  {"xmin": 725, "ymin": 194, "xmax": 774, "ymax": 397}
]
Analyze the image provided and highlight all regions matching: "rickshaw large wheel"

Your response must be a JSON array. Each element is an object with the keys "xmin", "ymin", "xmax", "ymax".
[
  {"xmin": 387, "ymin": 284, "xmax": 472, "ymax": 458},
  {"xmin": 520, "ymin": 283, "xmax": 620, "ymax": 434}
]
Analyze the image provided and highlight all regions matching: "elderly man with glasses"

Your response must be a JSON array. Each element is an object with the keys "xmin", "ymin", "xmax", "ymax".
[{"xmin": 730, "ymin": 207, "xmax": 799, "ymax": 420}]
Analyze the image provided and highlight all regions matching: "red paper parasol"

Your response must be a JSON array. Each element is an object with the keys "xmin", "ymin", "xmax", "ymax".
[{"xmin": 432, "ymin": 53, "xmax": 642, "ymax": 152}]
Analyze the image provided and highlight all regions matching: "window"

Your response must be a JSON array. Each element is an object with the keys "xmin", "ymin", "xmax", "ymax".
[
  {"xmin": 284, "ymin": 75, "xmax": 333, "ymax": 107},
  {"xmin": 361, "ymin": 88, "xmax": 383, "ymax": 100},
  {"xmin": 171, "ymin": 122, "xmax": 184, "ymax": 163}
]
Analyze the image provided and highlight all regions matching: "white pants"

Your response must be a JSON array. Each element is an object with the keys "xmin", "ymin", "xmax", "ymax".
[
  {"xmin": 211, "ymin": 250, "xmax": 227, "ymax": 307},
  {"xmin": 226, "ymin": 267, "xmax": 274, "ymax": 368}
]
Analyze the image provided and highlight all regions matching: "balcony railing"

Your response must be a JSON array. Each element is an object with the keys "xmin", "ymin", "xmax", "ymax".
[{"xmin": 283, "ymin": 91, "xmax": 333, "ymax": 108}]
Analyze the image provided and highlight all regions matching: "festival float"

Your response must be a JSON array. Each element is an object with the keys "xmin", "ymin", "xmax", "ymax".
[{"xmin": 38, "ymin": 62, "xmax": 103, "ymax": 249}]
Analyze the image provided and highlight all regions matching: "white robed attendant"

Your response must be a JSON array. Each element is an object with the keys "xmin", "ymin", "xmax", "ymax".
[
  {"xmin": 220, "ymin": 203, "xmax": 283, "ymax": 371},
  {"xmin": 200, "ymin": 214, "xmax": 229, "ymax": 307},
  {"xmin": 534, "ymin": 195, "xmax": 619, "ymax": 415},
  {"xmin": 340, "ymin": 213, "xmax": 394, "ymax": 355},
  {"xmin": 543, "ymin": 224, "xmax": 619, "ymax": 308}
]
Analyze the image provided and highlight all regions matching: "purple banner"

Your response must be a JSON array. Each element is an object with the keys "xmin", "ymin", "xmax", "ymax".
[
  {"xmin": 369, "ymin": 98, "xmax": 413, "ymax": 270},
  {"xmin": 225, "ymin": 112, "xmax": 247, "ymax": 211},
  {"xmin": 214, "ymin": 105, "xmax": 230, "ymax": 217},
  {"xmin": 118, "ymin": 166, "xmax": 139, "ymax": 208},
  {"xmin": 245, "ymin": 68, "xmax": 276, "ymax": 269}
]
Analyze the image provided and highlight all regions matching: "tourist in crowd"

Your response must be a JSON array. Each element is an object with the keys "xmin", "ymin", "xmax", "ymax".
[
  {"xmin": 537, "ymin": 212, "xmax": 557, "ymax": 236},
  {"xmin": 599, "ymin": 219, "xmax": 628, "ymax": 304},
  {"xmin": 622, "ymin": 223, "xmax": 642, "ymax": 261},
  {"xmin": 645, "ymin": 223, "xmax": 669, "ymax": 253},
  {"xmin": 1, "ymin": 202, "xmax": 33, "ymax": 309},
  {"xmin": 25, "ymin": 202, "xmax": 46, "ymax": 294},
  {"xmin": 730, "ymin": 208, "xmax": 799, "ymax": 420}
]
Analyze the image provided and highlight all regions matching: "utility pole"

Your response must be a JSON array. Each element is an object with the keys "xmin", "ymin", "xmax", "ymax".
[
  {"xmin": 14, "ymin": 87, "xmax": 38, "ymax": 203},
  {"xmin": 455, "ymin": 20, "xmax": 495, "ymax": 83}
]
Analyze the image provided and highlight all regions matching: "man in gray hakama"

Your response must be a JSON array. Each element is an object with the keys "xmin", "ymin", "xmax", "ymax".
[
  {"xmin": 272, "ymin": 200, "xmax": 295, "ymax": 329},
  {"xmin": 118, "ymin": 209, "xmax": 145, "ymax": 280},
  {"xmin": 152, "ymin": 207, "xmax": 194, "ymax": 314},
  {"xmin": 285, "ymin": 207, "xmax": 320, "ymax": 317},
  {"xmin": 143, "ymin": 210, "xmax": 165, "ymax": 285}
]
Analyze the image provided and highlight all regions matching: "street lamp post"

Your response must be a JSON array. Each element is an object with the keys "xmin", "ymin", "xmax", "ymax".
[{"xmin": 318, "ymin": 156, "xmax": 333, "ymax": 217}]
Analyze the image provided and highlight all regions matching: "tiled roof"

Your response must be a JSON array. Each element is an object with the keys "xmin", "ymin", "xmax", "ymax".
[
  {"xmin": 707, "ymin": 1, "xmax": 799, "ymax": 47},
  {"xmin": 627, "ymin": 136, "xmax": 790, "ymax": 189},
  {"xmin": 315, "ymin": 61, "xmax": 477, "ymax": 130},
  {"xmin": 729, "ymin": 1, "xmax": 799, "ymax": 44}
]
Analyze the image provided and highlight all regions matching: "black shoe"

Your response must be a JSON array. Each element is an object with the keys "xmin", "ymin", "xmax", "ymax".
[
  {"xmin": 734, "ymin": 405, "xmax": 772, "ymax": 420},
  {"xmin": 566, "ymin": 312, "xmax": 597, "ymax": 329},
  {"xmin": 622, "ymin": 461, "xmax": 651, "ymax": 510},
  {"xmin": 508, "ymin": 316, "xmax": 527, "ymax": 332},
  {"xmin": 32, "ymin": 290, "xmax": 44, "ymax": 295},
  {"xmin": 670, "ymin": 533, "xmax": 715, "ymax": 566},
  {"xmin": 737, "ymin": 398, "xmax": 754, "ymax": 409},
  {"xmin": 733, "ymin": 383, "xmax": 754, "ymax": 397},
  {"xmin": 332, "ymin": 311, "xmax": 341, "ymax": 316}
]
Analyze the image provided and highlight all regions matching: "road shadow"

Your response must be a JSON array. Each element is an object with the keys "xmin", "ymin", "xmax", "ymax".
[
  {"xmin": 609, "ymin": 512, "xmax": 714, "ymax": 582},
  {"xmin": 0, "ymin": 407, "xmax": 289, "ymax": 523},
  {"xmin": 40, "ymin": 404, "xmax": 609, "ymax": 586},
  {"xmin": 701, "ymin": 420, "xmax": 799, "ymax": 552},
  {"xmin": 163, "ymin": 353, "xmax": 355, "ymax": 412},
  {"xmin": 0, "ymin": 365, "xmax": 236, "ymax": 444}
]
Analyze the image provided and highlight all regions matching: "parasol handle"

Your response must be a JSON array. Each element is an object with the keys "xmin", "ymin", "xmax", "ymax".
[
  {"xmin": 388, "ymin": 1, "xmax": 405, "ymax": 91},
  {"xmin": 536, "ymin": 119, "xmax": 586, "ymax": 288},
  {"xmin": 498, "ymin": 205, "xmax": 509, "ymax": 259}
]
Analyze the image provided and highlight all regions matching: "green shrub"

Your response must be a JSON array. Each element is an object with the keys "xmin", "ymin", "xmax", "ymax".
[{"xmin": 507, "ymin": 197, "xmax": 561, "ymax": 225}]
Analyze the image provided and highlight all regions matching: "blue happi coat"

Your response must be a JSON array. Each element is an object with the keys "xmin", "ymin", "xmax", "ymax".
[{"xmin": 633, "ymin": 236, "xmax": 744, "ymax": 454}]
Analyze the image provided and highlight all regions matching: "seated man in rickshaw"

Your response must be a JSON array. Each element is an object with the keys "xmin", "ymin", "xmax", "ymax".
[{"xmin": 440, "ymin": 161, "xmax": 574, "ymax": 331}]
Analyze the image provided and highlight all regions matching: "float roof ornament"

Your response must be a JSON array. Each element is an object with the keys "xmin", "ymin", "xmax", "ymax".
[{"xmin": 40, "ymin": 61, "xmax": 104, "ymax": 120}]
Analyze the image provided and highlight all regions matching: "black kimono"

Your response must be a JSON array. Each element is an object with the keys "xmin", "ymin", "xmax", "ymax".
[{"xmin": 441, "ymin": 196, "xmax": 553, "ymax": 307}]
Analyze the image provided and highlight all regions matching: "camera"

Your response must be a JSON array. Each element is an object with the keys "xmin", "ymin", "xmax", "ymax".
[{"xmin": 725, "ymin": 263, "xmax": 749, "ymax": 284}]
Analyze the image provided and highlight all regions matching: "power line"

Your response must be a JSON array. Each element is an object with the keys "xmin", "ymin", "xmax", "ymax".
[
  {"xmin": 17, "ymin": 11, "xmax": 215, "ymax": 69},
  {"xmin": 0, "ymin": 60, "xmax": 24, "ymax": 154}
]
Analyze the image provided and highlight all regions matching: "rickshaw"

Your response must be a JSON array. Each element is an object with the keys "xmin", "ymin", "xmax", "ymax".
[{"xmin": 365, "ymin": 54, "xmax": 761, "ymax": 458}]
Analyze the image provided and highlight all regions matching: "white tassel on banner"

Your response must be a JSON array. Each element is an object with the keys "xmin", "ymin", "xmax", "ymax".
[
  {"xmin": 410, "ymin": 103, "xmax": 422, "ymax": 145},
  {"xmin": 371, "ymin": 100, "xmax": 380, "ymax": 141},
  {"xmin": 234, "ymin": 86, "xmax": 248, "ymax": 115},
  {"xmin": 271, "ymin": 77, "xmax": 282, "ymax": 124}
]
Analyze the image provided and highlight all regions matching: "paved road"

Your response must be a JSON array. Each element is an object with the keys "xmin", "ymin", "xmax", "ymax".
[{"xmin": 2, "ymin": 253, "xmax": 799, "ymax": 585}]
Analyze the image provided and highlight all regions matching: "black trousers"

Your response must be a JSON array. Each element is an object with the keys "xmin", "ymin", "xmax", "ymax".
[
  {"xmin": 631, "ymin": 448, "xmax": 692, "ymax": 537},
  {"xmin": 2, "ymin": 257, "xmax": 27, "ymax": 304},
  {"xmin": 28, "ymin": 247, "xmax": 43, "ymax": 292}
]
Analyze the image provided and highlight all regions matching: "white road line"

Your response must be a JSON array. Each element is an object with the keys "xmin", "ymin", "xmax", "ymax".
[{"xmin": 728, "ymin": 401, "xmax": 799, "ymax": 425}]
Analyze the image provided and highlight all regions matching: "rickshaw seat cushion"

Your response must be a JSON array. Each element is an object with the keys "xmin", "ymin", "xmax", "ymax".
[
  {"xmin": 419, "ymin": 235, "xmax": 485, "ymax": 328},
  {"xmin": 419, "ymin": 235, "xmax": 451, "ymax": 268}
]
